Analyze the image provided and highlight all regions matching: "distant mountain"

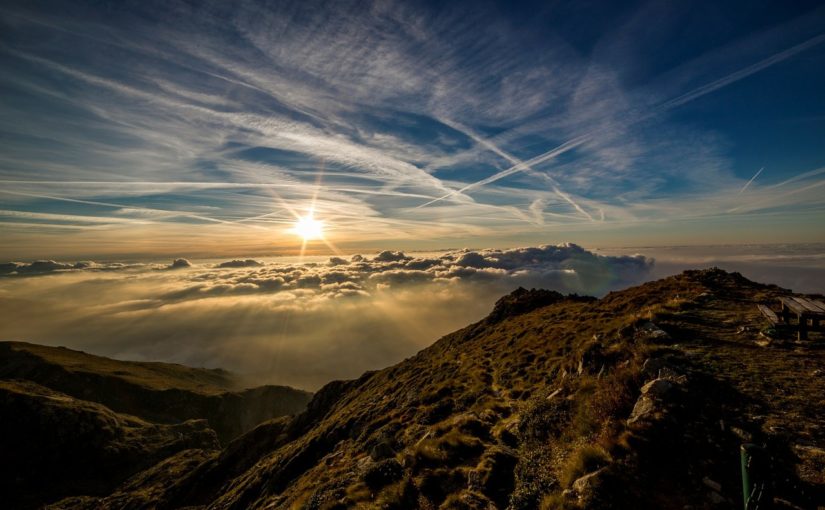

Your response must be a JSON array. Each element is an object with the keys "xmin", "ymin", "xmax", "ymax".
[
  {"xmin": 0, "ymin": 341, "xmax": 312, "ymax": 509},
  {"xmin": 0, "ymin": 379, "xmax": 219, "ymax": 509},
  {"xmin": 0, "ymin": 341, "xmax": 312, "ymax": 443},
  {"xmin": 8, "ymin": 269, "xmax": 825, "ymax": 509}
]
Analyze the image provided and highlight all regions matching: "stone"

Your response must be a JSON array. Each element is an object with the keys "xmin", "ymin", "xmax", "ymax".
[
  {"xmin": 657, "ymin": 366, "xmax": 687, "ymax": 384},
  {"xmin": 755, "ymin": 336, "xmax": 772, "ymax": 347},
  {"xmin": 572, "ymin": 468, "xmax": 605, "ymax": 495},
  {"xmin": 627, "ymin": 396, "xmax": 657, "ymax": 426},
  {"xmin": 635, "ymin": 322, "xmax": 672, "ymax": 343},
  {"xmin": 641, "ymin": 357, "xmax": 668, "ymax": 376},
  {"xmin": 546, "ymin": 388, "xmax": 562, "ymax": 400},
  {"xmin": 730, "ymin": 426, "xmax": 752, "ymax": 442},
  {"xmin": 702, "ymin": 477, "xmax": 721, "ymax": 492},
  {"xmin": 571, "ymin": 467, "xmax": 606, "ymax": 500},
  {"xmin": 369, "ymin": 440, "xmax": 396, "ymax": 461},
  {"xmin": 641, "ymin": 378, "xmax": 674, "ymax": 398}
]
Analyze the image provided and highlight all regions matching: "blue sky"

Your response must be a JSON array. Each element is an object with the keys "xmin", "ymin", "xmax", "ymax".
[{"xmin": 1, "ymin": 0, "xmax": 824, "ymax": 259}]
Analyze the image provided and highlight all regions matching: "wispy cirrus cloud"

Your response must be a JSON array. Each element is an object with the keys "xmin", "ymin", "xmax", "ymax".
[{"xmin": 0, "ymin": 0, "xmax": 824, "ymax": 258}]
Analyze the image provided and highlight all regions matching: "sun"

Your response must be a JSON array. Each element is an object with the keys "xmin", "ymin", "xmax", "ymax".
[{"xmin": 292, "ymin": 214, "xmax": 324, "ymax": 241}]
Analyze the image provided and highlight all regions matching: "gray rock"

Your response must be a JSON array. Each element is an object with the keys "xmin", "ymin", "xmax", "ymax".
[
  {"xmin": 369, "ymin": 440, "xmax": 396, "ymax": 461},
  {"xmin": 641, "ymin": 357, "xmax": 668, "ymax": 376},
  {"xmin": 627, "ymin": 396, "xmax": 657, "ymax": 426},
  {"xmin": 635, "ymin": 322, "xmax": 672, "ymax": 343},
  {"xmin": 571, "ymin": 467, "xmax": 606, "ymax": 501},
  {"xmin": 641, "ymin": 378, "xmax": 674, "ymax": 398},
  {"xmin": 657, "ymin": 366, "xmax": 688, "ymax": 384}
]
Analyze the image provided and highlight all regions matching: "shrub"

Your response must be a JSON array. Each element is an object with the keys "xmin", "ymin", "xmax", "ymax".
[
  {"xmin": 560, "ymin": 445, "xmax": 609, "ymax": 487},
  {"xmin": 363, "ymin": 458, "xmax": 403, "ymax": 490},
  {"xmin": 374, "ymin": 476, "xmax": 418, "ymax": 508},
  {"xmin": 418, "ymin": 468, "xmax": 466, "ymax": 505},
  {"xmin": 518, "ymin": 397, "xmax": 572, "ymax": 443},
  {"xmin": 412, "ymin": 430, "xmax": 484, "ymax": 469}
]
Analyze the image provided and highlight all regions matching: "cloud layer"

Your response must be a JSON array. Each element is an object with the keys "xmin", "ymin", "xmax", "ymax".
[{"xmin": 0, "ymin": 244, "xmax": 651, "ymax": 389}]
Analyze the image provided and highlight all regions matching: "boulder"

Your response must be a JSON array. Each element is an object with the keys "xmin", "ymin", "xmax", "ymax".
[
  {"xmin": 627, "ymin": 396, "xmax": 657, "ymax": 426},
  {"xmin": 571, "ymin": 467, "xmax": 606, "ymax": 503},
  {"xmin": 635, "ymin": 322, "xmax": 672, "ymax": 343},
  {"xmin": 641, "ymin": 378, "xmax": 675, "ymax": 398}
]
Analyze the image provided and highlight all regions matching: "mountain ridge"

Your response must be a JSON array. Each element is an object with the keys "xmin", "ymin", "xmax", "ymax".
[
  {"xmin": 0, "ymin": 341, "xmax": 313, "ymax": 444},
  {"xmin": 7, "ymin": 269, "xmax": 825, "ymax": 509}
]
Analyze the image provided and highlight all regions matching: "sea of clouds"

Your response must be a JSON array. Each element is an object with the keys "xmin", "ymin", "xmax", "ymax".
[{"xmin": 0, "ymin": 243, "xmax": 653, "ymax": 390}]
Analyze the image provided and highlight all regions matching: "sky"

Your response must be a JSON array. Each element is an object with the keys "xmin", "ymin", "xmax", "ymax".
[
  {"xmin": 1, "ymin": 1, "xmax": 825, "ymax": 388},
  {"xmin": 1, "ymin": 0, "xmax": 824, "ymax": 260}
]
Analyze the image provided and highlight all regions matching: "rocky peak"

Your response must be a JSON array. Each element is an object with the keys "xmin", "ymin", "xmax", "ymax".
[{"xmin": 486, "ymin": 287, "xmax": 566, "ymax": 323}]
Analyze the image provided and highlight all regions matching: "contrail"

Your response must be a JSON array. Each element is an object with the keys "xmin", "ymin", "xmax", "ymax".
[
  {"xmin": 434, "ymin": 118, "xmax": 594, "ymax": 220},
  {"xmin": 417, "ymin": 32, "xmax": 825, "ymax": 209},
  {"xmin": 728, "ymin": 178, "xmax": 825, "ymax": 213},
  {"xmin": 738, "ymin": 167, "xmax": 764, "ymax": 194},
  {"xmin": 660, "ymin": 33, "xmax": 825, "ymax": 111},
  {"xmin": 416, "ymin": 135, "xmax": 588, "ymax": 208},
  {"xmin": 0, "ymin": 189, "xmax": 264, "ymax": 229}
]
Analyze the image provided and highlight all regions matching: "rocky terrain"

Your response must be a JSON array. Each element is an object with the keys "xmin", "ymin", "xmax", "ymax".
[{"xmin": 5, "ymin": 269, "xmax": 825, "ymax": 509}]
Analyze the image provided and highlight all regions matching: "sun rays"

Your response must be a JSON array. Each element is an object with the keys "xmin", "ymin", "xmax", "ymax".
[{"xmin": 291, "ymin": 211, "xmax": 324, "ymax": 241}]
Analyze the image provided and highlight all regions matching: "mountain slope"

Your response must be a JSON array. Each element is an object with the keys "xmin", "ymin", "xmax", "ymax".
[
  {"xmin": 42, "ymin": 270, "xmax": 825, "ymax": 508},
  {"xmin": 0, "ymin": 341, "xmax": 313, "ymax": 442},
  {"xmin": 0, "ymin": 379, "xmax": 220, "ymax": 509}
]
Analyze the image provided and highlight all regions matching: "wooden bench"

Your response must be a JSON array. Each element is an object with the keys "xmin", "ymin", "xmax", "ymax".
[
  {"xmin": 778, "ymin": 296, "xmax": 825, "ymax": 340},
  {"xmin": 757, "ymin": 304, "xmax": 780, "ymax": 326}
]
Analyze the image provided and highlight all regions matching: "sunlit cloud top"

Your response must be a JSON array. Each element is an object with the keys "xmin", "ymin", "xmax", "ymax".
[{"xmin": 1, "ymin": 0, "xmax": 824, "ymax": 258}]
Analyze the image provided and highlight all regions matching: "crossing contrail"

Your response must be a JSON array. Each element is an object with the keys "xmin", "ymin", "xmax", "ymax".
[
  {"xmin": 417, "ymin": 32, "xmax": 825, "ymax": 209},
  {"xmin": 738, "ymin": 167, "xmax": 764, "ymax": 194}
]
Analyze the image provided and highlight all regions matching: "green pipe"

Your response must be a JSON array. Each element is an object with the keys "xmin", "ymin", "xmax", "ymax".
[{"xmin": 740, "ymin": 443, "xmax": 766, "ymax": 509}]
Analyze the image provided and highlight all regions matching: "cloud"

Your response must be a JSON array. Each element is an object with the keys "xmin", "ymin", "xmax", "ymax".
[
  {"xmin": 0, "ymin": 244, "xmax": 652, "ymax": 389},
  {"xmin": 0, "ymin": 260, "xmax": 138, "ymax": 276},
  {"xmin": 372, "ymin": 250, "xmax": 412, "ymax": 263},
  {"xmin": 1, "ymin": 2, "xmax": 823, "ymax": 258},
  {"xmin": 217, "ymin": 259, "xmax": 263, "ymax": 268},
  {"xmin": 169, "ymin": 258, "xmax": 193, "ymax": 269}
]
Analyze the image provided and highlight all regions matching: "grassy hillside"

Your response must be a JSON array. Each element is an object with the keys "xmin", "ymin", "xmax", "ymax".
[
  {"xmin": 0, "ymin": 379, "xmax": 219, "ymax": 509},
  {"xmin": 36, "ymin": 270, "xmax": 825, "ymax": 508},
  {"xmin": 0, "ymin": 341, "xmax": 313, "ymax": 443},
  {"xmin": 0, "ymin": 340, "xmax": 236, "ymax": 393}
]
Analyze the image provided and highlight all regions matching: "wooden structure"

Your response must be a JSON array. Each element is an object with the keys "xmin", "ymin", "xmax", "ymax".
[
  {"xmin": 774, "ymin": 296, "xmax": 825, "ymax": 340},
  {"xmin": 756, "ymin": 304, "xmax": 780, "ymax": 326}
]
